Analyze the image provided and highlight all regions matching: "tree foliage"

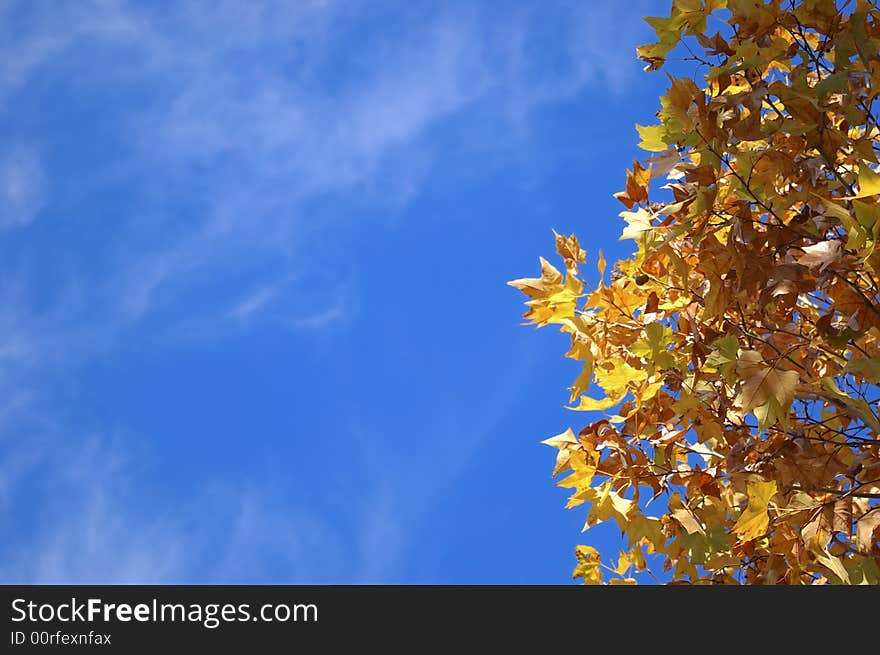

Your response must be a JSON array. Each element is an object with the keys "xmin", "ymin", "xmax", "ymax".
[{"xmin": 511, "ymin": 0, "xmax": 880, "ymax": 584}]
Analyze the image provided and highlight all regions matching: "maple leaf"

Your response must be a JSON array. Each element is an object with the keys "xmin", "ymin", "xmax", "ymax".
[
  {"xmin": 672, "ymin": 508, "xmax": 706, "ymax": 535},
  {"xmin": 732, "ymin": 480, "xmax": 777, "ymax": 542},
  {"xmin": 583, "ymin": 481, "xmax": 634, "ymax": 531},
  {"xmin": 704, "ymin": 334, "xmax": 740, "ymax": 382},
  {"xmin": 851, "ymin": 164, "xmax": 880, "ymax": 199},
  {"xmin": 568, "ymin": 393, "xmax": 623, "ymax": 412},
  {"xmin": 553, "ymin": 230, "xmax": 586, "ymax": 269},
  {"xmin": 645, "ymin": 148, "xmax": 682, "ymax": 179},
  {"xmin": 567, "ymin": 363, "xmax": 593, "ymax": 404},
  {"xmin": 508, "ymin": 258, "xmax": 581, "ymax": 327},
  {"xmin": 540, "ymin": 428, "xmax": 579, "ymax": 450},
  {"xmin": 508, "ymin": 257, "xmax": 561, "ymax": 298},
  {"xmin": 796, "ymin": 240, "xmax": 843, "ymax": 272},
  {"xmin": 734, "ymin": 351, "xmax": 799, "ymax": 430},
  {"xmin": 594, "ymin": 361, "xmax": 646, "ymax": 396},
  {"xmin": 572, "ymin": 545, "xmax": 603, "ymax": 585},
  {"xmin": 613, "ymin": 550, "xmax": 634, "ymax": 576},
  {"xmin": 635, "ymin": 124, "xmax": 667, "ymax": 151},
  {"xmin": 856, "ymin": 509, "xmax": 880, "ymax": 554},
  {"xmin": 618, "ymin": 207, "xmax": 655, "ymax": 242},
  {"xmin": 614, "ymin": 159, "xmax": 652, "ymax": 209}
]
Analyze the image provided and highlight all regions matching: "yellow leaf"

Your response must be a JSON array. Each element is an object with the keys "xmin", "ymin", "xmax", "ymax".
[
  {"xmin": 557, "ymin": 450, "xmax": 600, "ymax": 508},
  {"xmin": 732, "ymin": 480, "xmax": 777, "ymax": 541},
  {"xmin": 636, "ymin": 123, "xmax": 668, "ymax": 152},
  {"xmin": 508, "ymin": 257, "xmax": 582, "ymax": 326},
  {"xmin": 594, "ymin": 361, "xmax": 645, "ymax": 395},
  {"xmin": 567, "ymin": 393, "xmax": 621, "ymax": 412},
  {"xmin": 572, "ymin": 545, "xmax": 603, "ymax": 585},
  {"xmin": 584, "ymin": 482, "xmax": 634, "ymax": 530},
  {"xmin": 613, "ymin": 550, "xmax": 634, "ymax": 576},
  {"xmin": 851, "ymin": 163, "xmax": 880, "ymax": 199},
  {"xmin": 557, "ymin": 449, "xmax": 598, "ymax": 489},
  {"xmin": 568, "ymin": 361, "xmax": 594, "ymax": 404},
  {"xmin": 638, "ymin": 379, "xmax": 664, "ymax": 402},
  {"xmin": 817, "ymin": 196, "xmax": 853, "ymax": 223}
]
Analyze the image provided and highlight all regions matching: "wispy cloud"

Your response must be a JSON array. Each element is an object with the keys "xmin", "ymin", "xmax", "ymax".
[
  {"xmin": 288, "ymin": 302, "xmax": 347, "ymax": 331},
  {"xmin": 0, "ymin": 145, "xmax": 45, "ymax": 228},
  {"xmin": 229, "ymin": 285, "xmax": 277, "ymax": 323},
  {"xmin": 287, "ymin": 287, "xmax": 351, "ymax": 330}
]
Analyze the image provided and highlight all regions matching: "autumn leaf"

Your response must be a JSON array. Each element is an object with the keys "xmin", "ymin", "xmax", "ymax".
[
  {"xmin": 553, "ymin": 230, "xmax": 586, "ymax": 268},
  {"xmin": 645, "ymin": 148, "xmax": 681, "ymax": 179},
  {"xmin": 796, "ymin": 240, "xmax": 843, "ymax": 272},
  {"xmin": 614, "ymin": 159, "xmax": 652, "ymax": 209},
  {"xmin": 734, "ymin": 351, "xmax": 799, "ymax": 430},
  {"xmin": 856, "ymin": 509, "xmax": 880, "ymax": 554},
  {"xmin": 572, "ymin": 545, "xmax": 603, "ymax": 585},
  {"xmin": 635, "ymin": 124, "xmax": 667, "ymax": 151},
  {"xmin": 618, "ymin": 207, "xmax": 655, "ymax": 242},
  {"xmin": 594, "ymin": 360, "xmax": 646, "ymax": 396},
  {"xmin": 540, "ymin": 428, "xmax": 579, "ymax": 450},
  {"xmin": 851, "ymin": 164, "xmax": 880, "ymax": 199},
  {"xmin": 507, "ymin": 257, "xmax": 581, "ymax": 327},
  {"xmin": 814, "ymin": 547, "xmax": 851, "ymax": 584},
  {"xmin": 732, "ymin": 480, "xmax": 777, "ymax": 542},
  {"xmin": 568, "ymin": 393, "xmax": 623, "ymax": 412},
  {"xmin": 672, "ymin": 507, "xmax": 706, "ymax": 535}
]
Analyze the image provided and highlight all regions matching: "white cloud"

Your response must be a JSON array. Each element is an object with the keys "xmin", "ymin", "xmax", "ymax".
[
  {"xmin": 229, "ymin": 285, "xmax": 277, "ymax": 323},
  {"xmin": 0, "ymin": 146, "xmax": 45, "ymax": 228},
  {"xmin": 228, "ymin": 277, "xmax": 351, "ymax": 331},
  {"xmin": 288, "ymin": 302, "xmax": 346, "ymax": 331},
  {"xmin": 287, "ymin": 289, "xmax": 351, "ymax": 330}
]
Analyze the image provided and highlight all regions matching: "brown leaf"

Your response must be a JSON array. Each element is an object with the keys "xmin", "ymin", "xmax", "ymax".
[
  {"xmin": 856, "ymin": 509, "xmax": 880, "ymax": 553},
  {"xmin": 797, "ymin": 240, "xmax": 843, "ymax": 272}
]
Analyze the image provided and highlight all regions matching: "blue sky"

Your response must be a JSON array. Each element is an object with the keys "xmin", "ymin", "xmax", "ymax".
[{"xmin": 0, "ymin": 0, "xmax": 671, "ymax": 583}]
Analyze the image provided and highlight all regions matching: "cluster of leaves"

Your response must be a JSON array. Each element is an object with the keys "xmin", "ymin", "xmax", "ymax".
[{"xmin": 511, "ymin": 0, "xmax": 880, "ymax": 584}]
